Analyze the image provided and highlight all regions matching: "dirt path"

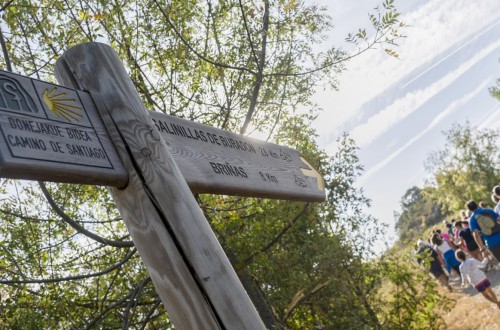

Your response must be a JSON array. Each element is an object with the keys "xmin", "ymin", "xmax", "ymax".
[{"xmin": 443, "ymin": 263, "xmax": 500, "ymax": 329}]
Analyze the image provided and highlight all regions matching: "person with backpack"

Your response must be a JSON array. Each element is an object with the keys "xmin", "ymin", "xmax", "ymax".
[
  {"xmin": 431, "ymin": 233, "xmax": 461, "ymax": 276},
  {"xmin": 416, "ymin": 239, "xmax": 452, "ymax": 291},
  {"xmin": 454, "ymin": 221, "xmax": 482, "ymax": 260},
  {"xmin": 492, "ymin": 185, "xmax": 500, "ymax": 214},
  {"xmin": 466, "ymin": 200, "xmax": 500, "ymax": 261}
]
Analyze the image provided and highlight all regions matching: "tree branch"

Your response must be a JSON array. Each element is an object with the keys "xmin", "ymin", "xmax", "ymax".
[
  {"xmin": 0, "ymin": 25, "xmax": 12, "ymax": 72},
  {"xmin": 39, "ymin": 182, "xmax": 134, "ymax": 248},
  {"xmin": 239, "ymin": 0, "xmax": 270, "ymax": 135},
  {"xmin": 62, "ymin": 0, "xmax": 93, "ymax": 41},
  {"xmin": 282, "ymin": 280, "xmax": 331, "ymax": 323},
  {"xmin": 85, "ymin": 276, "xmax": 150, "ymax": 330},
  {"xmin": 238, "ymin": 0, "xmax": 259, "ymax": 66},
  {"xmin": 265, "ymin": 24, "xmax": 404, "ymax": 79},
  {"xmin": 122, "ymin": 277, "xmax": 152, "ymax": 330},
  {"xmin": 241, "ymin": 202, "xmax": 309, "ymax": 267},
  {"xmin": 0, "ymin": 248, "xmax": 137, "ymax": 284},
  {"xmin": 0, "ymin": 0, "xmax": 14, "ymax": 12},
  {"xmin": 152, "ymin": 0, "xmax": 255, "ymax": 75},
  {"xmin": 139, "ymin": 299, "xmax": 163, "ymax": 330}
]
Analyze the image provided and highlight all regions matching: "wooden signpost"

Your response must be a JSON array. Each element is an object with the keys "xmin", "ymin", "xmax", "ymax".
[
  {"xmin": 0, "ymin": 70, "xmax": 127, "ymax": 187},
  {"xmin": 0, "ymin": 42, "xmax": 325, "ymax": 329},
  {"xmin": 149, "ymin": 111, "xmax": 325, "ymax": 201},
  {"xmin": 0, "ymin": 70, "xmax": 323, "ymax": 202}
]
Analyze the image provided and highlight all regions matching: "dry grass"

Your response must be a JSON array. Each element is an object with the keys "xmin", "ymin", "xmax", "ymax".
[{"xmin": 443, "ymin": 264, "xmax": 500, "ymax": 329}]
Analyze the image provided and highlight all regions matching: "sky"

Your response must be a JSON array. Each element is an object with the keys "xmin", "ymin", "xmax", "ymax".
[{"xmin": 312, "ymin": 0, "xmax": 500, "ymax": 248}]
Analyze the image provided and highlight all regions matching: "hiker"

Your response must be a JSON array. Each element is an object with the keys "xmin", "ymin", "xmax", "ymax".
[
  {"xmin": 493, "ymin": 185, "xmax": 500, "ymax": 198},
  {"xmin": 448, "ymin": 220, "xmax": 456, "ymax": 237},
  {"xmin": 493, "ymin": 194, "xmax": 500, "ymax": 214},
  {"xmin": 455, "ymin": 249, "xmax": 500, "ymax": 309},
  {"xmin": 454, "ymin": 221, "xmax": 482, "ymax": 261},
  {"xmin": 433, "ymin": 228, "xmax": 455, "ymax": 249},
  {"xmin": 416, "ymin": 240, "xmax": 452, "ymax": 291},
  {"xmin": 466, "ymin": 200, "xmax": 500, "ymax": 261},
  {"xmin": 432, "ymin": 233, "xmax": 461, "ymax": 276},
  {"xmin": 453, "ymin": 222, "xmax": 463, "ymax": 250},
  {"xmin": 461, "ymin": 210, "xmax": 471, "ymax": 221}
]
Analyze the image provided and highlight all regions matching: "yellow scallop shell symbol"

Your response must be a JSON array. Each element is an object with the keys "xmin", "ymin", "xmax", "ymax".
[{"xmin": 43, "ymin": 87, "xmax": 82, "ymax": 122}]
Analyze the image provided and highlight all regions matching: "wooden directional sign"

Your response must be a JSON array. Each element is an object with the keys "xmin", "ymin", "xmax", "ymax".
[
  {"xmin": 149, "ymin": 112, "xmax": 325, "ymax": 202},
  {"xmin": 0, "ymin": 70, "xmax": 128, "ymax": 187},
  {"xmin": 0, "ymin": 69, "xmax": 324, "ymax": 201}
]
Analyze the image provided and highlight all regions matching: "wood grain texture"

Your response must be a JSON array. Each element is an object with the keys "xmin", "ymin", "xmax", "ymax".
[
  {"xmin": 0, "ymin": 70, "xmax": 128, "ymax": 187},
  {"xmin": 149, "ymin": 111, "xmax": 325, "ymax": 202},
  {"xmin": 55, "ymin": 42, "xmax": 266, "ymax": 329}
]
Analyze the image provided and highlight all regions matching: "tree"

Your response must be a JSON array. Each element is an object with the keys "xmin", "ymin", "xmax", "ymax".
[
  {"xmin": 490, "ymin": 78, "xmax": 500, "ymax": 101},
  {"xmin": 489, "ymin": 59, "xmax": 500, "ymax": 101},
  {"xmin": 0, "ymin": 0, "xmax": 405, "ymax": 328},
  {"xmin": 394, "ymin": 186, "xmax": 445, "ymax": 243},
  {"xmin": 423, "ymin": 122, "xmax": 500, "ymax": 214},
  {"xmin": 376, "ymin": 249, "xmax": 450, "ymax": 330},
  {"xmin": 401, "ymin": 186, "xmax": 422, "ymax": 209}
]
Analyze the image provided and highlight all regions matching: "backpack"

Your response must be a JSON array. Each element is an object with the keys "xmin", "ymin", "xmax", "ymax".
[{"xmin": 476, "ymin": 211, "xmax": 500, "ymax": 235}]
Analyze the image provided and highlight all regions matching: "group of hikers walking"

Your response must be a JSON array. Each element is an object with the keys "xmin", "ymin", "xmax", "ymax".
[{"xmin": 416, "ymin": 185, "xmax": 500, "ymax": 308}]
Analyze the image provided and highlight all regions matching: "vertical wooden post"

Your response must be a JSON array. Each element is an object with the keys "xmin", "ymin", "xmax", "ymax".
[{"xmin": 55, "ymin": 42, "xmax": 266, "ymax": 329}]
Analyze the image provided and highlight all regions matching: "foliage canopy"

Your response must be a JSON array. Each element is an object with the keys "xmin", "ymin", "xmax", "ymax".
[{"xmin": 0, "ymin": 0, "xmax": 454, "ymax": 329}]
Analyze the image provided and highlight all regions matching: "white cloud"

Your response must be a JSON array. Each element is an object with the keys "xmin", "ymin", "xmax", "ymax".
[
  {"xmin": 356, "ymin": 79, "xmax": 493, "ymax": 186},
  {"xmin": 401, "ymin": 20, "xmax": 500, "ymax": 89},
  {"xmin": 342, "ymin": 39, "xmax": 500, "ymax": 149},
  {"xmin": 399, "ymin": 0, "xmax": 500, "ymax": 66},
  {"xmin": 477, "ymin": 104, "xmax": 500, "ymax": 130},
  {"xmin": 314, "ymin": 0, "xmax": 500, "ymax": 141}
]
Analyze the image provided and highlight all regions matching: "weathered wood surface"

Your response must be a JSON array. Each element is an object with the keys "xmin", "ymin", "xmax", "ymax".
[
  {"xmin": 55, "ymin": 42, "xmax": 266, "ymax": 329},
  {"xmin": 0, "ymin": 69, "xmax": 323, "ymax": 202},
  {"xmin": 149, "ymin": 111, "xmax": 325, "ymax": 202},
  {"xmin": 0, "ymin": 70, "xmax": 128, "ymax": 187}
]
